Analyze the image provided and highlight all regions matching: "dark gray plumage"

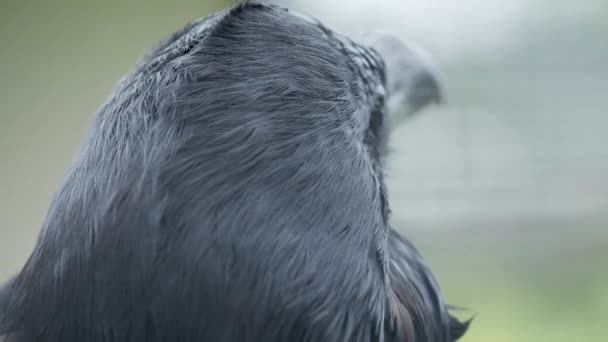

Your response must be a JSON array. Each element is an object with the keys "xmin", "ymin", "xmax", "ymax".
[{"xmin": 0, "ymin": 3, "xmax": 468, "ymax": 342}]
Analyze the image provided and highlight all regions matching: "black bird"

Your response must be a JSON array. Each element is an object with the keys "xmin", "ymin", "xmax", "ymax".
[{"xmin": 0, "ymin": 3, "xmax": 469, "ymax": 342}]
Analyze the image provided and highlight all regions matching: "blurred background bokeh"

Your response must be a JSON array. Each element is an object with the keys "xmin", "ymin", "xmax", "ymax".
[{"xmin": 1, "ymin": 0, "xmax": 606, "ymax": 341}]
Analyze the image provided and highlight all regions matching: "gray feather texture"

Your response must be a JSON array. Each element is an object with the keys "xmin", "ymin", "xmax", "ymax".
[{"xmin": 0, "ymin": 3, "xmax": 468, "ymax": 342}]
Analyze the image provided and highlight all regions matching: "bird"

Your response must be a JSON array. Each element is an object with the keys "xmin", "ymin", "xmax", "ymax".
[{"xmin": 0, "ymin": 3, "xmax": 469, "ymax": 342}]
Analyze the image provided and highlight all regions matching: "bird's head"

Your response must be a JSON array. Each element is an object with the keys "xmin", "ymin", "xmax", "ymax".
[{"xmin": 133, "ymin": 2, "xmax": 445, "ymax": 167}]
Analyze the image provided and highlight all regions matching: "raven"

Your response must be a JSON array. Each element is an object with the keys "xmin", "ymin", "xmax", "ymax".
[{"xmin": 0, "ymin": 3, "xmax": 468, "ymax": 342}]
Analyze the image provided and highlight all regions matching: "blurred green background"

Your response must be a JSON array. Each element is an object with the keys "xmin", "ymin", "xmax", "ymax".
[{"xmin": 1, "ymin": 1, "xmax": 606, "ymax": 341}]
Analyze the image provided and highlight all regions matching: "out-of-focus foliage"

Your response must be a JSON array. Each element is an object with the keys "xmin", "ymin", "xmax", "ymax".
[{"xmin": 1, "ymin": 1, "xmax": 606, "ymax": 341}]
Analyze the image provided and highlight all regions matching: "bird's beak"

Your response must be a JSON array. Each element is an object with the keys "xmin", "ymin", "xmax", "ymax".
[{"xmin": 355, "ymin": 32, "xmax": 445, "ymax": 126}]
